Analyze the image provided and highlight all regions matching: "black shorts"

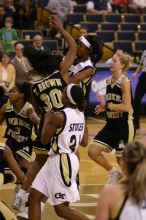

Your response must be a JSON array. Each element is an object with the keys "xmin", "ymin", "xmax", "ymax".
[
  {"xmin": 33, "ymin": 136, "xmax": 51, "ymax": 155},
  {"xmin": 6, "ymin": 139, "xmax": 33, "ymax": 162},
  {"xmin": 92, "ymin": 119, "xmax": 134, "ymax": 157}
]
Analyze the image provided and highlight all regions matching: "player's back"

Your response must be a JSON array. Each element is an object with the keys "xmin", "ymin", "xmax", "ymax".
[
  {"xmin": 50, "ymin": 107, "xmax": 85, "ymax": 155},
  {"xmin": 32, "ymin": 71, "xmax": 67, "ymax": 113}
]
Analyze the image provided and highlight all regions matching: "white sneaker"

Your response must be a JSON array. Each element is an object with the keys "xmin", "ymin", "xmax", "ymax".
[
  {"xmin": 12, "ymin": 195, "xmax": 22, "ymax": 211},
  {"xmin": 106, "ymin": 168, "xmax": 123, "ymax": 185},
  {"xmin": 17, "ymin": 201, "xmax": 45, "ymax": 220},
  {"xmin": 17, "ymin": 193, "xmax": 29, "ymax": 220},
  {"xmin": 12, "ymin": 184, "xmax": 22, "ymax": 210}
]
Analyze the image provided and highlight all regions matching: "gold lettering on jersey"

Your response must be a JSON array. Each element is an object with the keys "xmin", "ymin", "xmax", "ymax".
[
  {"xmin": 7, "ymin": 128, "xmax": 28, "ymax": 142},
  {"xmin": 38, "ymin": 79, "xmax": 62, "ymax": 93},
  {"xmin": 106, "ymin": 93, "xmax": 121, "ymax": 102},
  {"xmin": 107, "ymin": 112, "xmax": 123, "ymax": 118},
  {"xmin": 8, "ymin": 118, "xmax": 31, "ymax": 130}
]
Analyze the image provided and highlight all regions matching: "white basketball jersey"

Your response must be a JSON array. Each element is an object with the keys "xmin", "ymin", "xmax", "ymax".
[
  {"xmin": 119, "ymin": 198, "xmax": 146, "ymax": 220},
  {"xmin": 49, "ymin": 108, "xmax": 85, "ymax": 155},
  {"xmin": 69, "ymin": 59, "xmax": 94, "ymax": 87},
  {"xmin": 69, "ymin": 59, "xmax": 93, "ymax": 77}
]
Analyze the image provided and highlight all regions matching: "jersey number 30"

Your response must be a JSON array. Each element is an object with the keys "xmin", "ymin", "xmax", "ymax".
[{"xmin": 40, "ymin": 89, "xmax": 63, "ymax": 110}]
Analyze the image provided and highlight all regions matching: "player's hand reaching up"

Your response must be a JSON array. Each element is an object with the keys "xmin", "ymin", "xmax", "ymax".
[{"xmin": 49, "ymin": 15, "xmax": 63, "ymax": 31}]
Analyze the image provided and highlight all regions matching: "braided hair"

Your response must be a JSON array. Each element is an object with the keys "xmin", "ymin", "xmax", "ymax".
[
  {"xmin": 84, "ymin": 35, "xmax": 103, "ymax": 64},
  {"xmin": 23, "ymin": 48, "xmax": 63, "ymax": 76}
]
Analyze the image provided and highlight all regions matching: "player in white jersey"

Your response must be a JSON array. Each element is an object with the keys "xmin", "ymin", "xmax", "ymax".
[
  {"xmin": 95, "ymin": 141, "xmax": 146, "ymax": 220},
  {"xmin": 69, "ymin": 35, "xmax": 103, "ymax": 96},
  {"xmin": 29, "ymin": 84, "xmax": 89, "ymax": 220}
]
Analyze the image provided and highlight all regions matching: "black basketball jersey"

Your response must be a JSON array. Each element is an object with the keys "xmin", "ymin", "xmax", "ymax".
[
  {"xmin": 5, "ymin": 102, "xmax": 34, "ymax": 144},
  {"xmin": 106, "ymin": 75, "xmax": 133, "ymax": 124},
  {"xmin": 32, "ymin": 71, "xmax": 67, "ymax": 113}
]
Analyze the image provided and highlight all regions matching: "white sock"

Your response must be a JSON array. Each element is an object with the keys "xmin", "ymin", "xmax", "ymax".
[
  {"xmin": 109, "ymin": 167, "xmax": 117, "ymax": 173},
  {"xmin": 17, "ymin": 189, "xmax": 26, "ymax": 198},
  {"xmin": 41, "ymin": 202, "xmax": 45, "ymax": 213}
]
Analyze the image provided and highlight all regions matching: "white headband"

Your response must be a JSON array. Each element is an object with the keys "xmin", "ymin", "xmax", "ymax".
[
  {"xmin": 79, "ymin": 36, "xmax": 91, "ymax": 48},
  {"xmin": 66, "ymin": 84, "xmax": 77, "ymax": 105}
]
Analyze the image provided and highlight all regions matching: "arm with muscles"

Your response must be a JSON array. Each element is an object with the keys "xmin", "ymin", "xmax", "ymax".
[
  {"xmin": 95, "ymin": 186, "xmax": 113, "ymax": 220},
  {"xmin": 20, "ymin": 111, "xmax": 64, "ymax": 192},
  {"xmin": 4, "ymin": 146, "xmax": 26, "ymax": 183},
  {"xmin": 50, "ymin": 16, "xmax": 77, "ymax": 82},
  {"xmin": 107, "ymin": 78, "xmax": 132, "ymax": 112},
  {"xmin": 30, "ymin": 87, "xmax": 42, "ymax": 117},
  {"xmin": 41, "ymin": 110, "xmax": 64, "ymax": 145},
  {"xmin": 131, "ymin": 64, "xmax": 142, "ymax": 79},
  {"xmin": 76, "ymin": 123, "xmax": 88, "ymax": 161},
  {"xmin": 80, "ymin": 123, "xmax": 88, "ymax": 147},
  {"xmin": 69, "ymin": 67, "xmax": 94, "ymax": 84},
  {"xmin": 0, "ymin": 104, "xmax": 6, "ymax": 124},
  {"xmin": 27, "ymin": 107, "xmax": 40, "ymax": 125},
  {"xmin": 94, "ymin": 93, "xmax": 106, "ymax": 115}
]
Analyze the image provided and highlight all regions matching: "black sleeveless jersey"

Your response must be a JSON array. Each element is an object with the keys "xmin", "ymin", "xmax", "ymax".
[
  {"xmin": 106, "ymin": 75, "xmax": 133, "ymax": 124},
  {"xmin": 32, "ymin": 71, "xmax": 67, "ymax": 113},
  {"xmin": 5, "ymin": 102, "xmax": 34, "ymax": 144}
]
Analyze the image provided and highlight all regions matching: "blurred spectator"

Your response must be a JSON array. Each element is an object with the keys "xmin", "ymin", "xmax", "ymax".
[
  {"xmin": 0, "ymin": 17, "xmax": 19, "ymax": 51},
  {"xmin": 11, "ymin": 43, "xmax": 33, "ymax": 83},
  {"xmin": 128, "ymin": 0, "xmax": 146, "ymax": 13},
  {"xmin": 74, "ymin": 0, "xmax": 88, "ymax": 3},
  {"xmin": 4, "ymin": 0, "xmax": 15, "ymax": 18},
  {"xmin": 86, "ymin": 0, "xmax": 112, "ymax": 13},
  {"xmin": 79, "ymin": 27, "xmax": 88, "ymax": 37},
  {"xmin": 28, "ymin": 2, "xmax": 37, "ymax": 29},
  {"xmin": 13, "ymin": 6, "xmax": 29, "ymax": 30},
  {"xmin": 0, "ymin": 51, "xmax": 16, "ymax": 92},
  {"xmin": 131, "ymin": 49, "xmax": 146, "ymax": 130},
  {"xmin": 111, "ymin": 0, "xmax": 132, "ymax": 12},
  {"xmin": 46, "ymin": 0, "xmax": 73, "ymax": 38},
  {"xmin": 46, "ymin": 0, "xmax": 73, "ymax": 23},
  {"xmin": 0, "ymin": 5, "xmax": 6, "ymax": 28},
  {"xmin": 32, "ymin": 35, "xmax": 45, "ymax": 51}
]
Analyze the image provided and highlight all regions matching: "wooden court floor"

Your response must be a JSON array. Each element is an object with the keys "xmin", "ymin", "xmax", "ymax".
[{"xmin": 0, "ymin": 116, "xmax": 146, "ymax": 220}]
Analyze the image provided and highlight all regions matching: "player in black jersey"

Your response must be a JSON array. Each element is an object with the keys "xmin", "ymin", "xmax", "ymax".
[
  {"xmin": 14, "ymin": 15, "xmax": 77, "ymax": 217},
  {"xmin": 0, "ymin": 85, "xmax": 26, "ymax": 220},
  {"xmin": 0, "ymin": 82, "xmax": 40, "ymax": 172},
  {"xmin": 0, "ymin": 82, "xmax": 40, "ymax": 216},
  {"xmin": 88, "ymin": 50, "xmax": 134, "ymax": 185}
]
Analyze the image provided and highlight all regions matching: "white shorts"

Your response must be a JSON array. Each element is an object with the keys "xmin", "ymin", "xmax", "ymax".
[{"xmin": 32, "ymin": 153, "xmax": 80, "ymax": 205}]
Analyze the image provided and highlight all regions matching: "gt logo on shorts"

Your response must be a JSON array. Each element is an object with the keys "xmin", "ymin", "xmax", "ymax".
[{"xmin": 55, "ymin": 192, "xmax": 65, "ymax": 199}]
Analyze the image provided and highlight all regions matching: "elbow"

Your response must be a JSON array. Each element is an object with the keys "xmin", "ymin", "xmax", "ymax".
[
  {"xmin": 80, "ymin": 139, "xmax": 88, "ymax": 147},
  {"xmin": 124, "ymin": 104, "xmax": 132, "ymax": 112},
  {"xmin": 41, "ymin": 137, "xmax": 48, "ymax": 146},
  {"xmin": 71, "ymin": 44, "xmax": 77, "ymax": 57},
  {"xmin": 41, "ymin": 132, "xmax": 48, "ymax": 145}
]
